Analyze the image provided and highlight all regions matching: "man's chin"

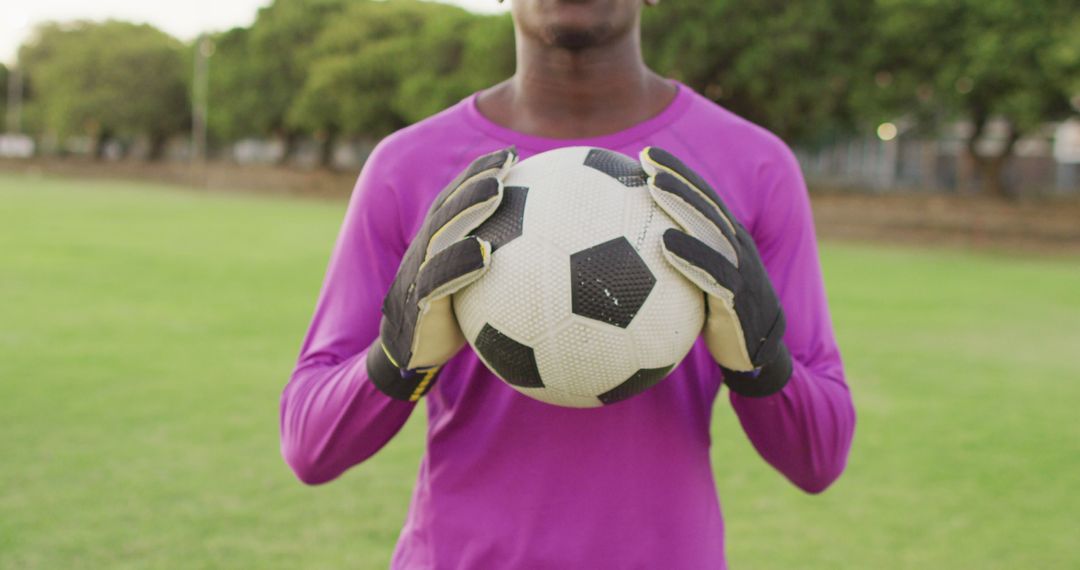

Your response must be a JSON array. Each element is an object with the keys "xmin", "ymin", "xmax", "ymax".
[{"xmin": 545, "ymin": 24, "xmax": 611, "ymax": 51}]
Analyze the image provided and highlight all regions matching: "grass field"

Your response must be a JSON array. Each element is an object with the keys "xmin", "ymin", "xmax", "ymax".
[{"xmin": 2, "ymin": 173, "xmax": 1078, "ymax": 569}]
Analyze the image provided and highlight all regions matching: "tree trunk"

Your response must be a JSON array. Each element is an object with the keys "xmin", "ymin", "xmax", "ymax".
[
  {"xmin": 92, "ymin": 129, "xmax": 112, "ymax": 161},
  {"xmin": 319, "ymin": 127, "xmax": 338, "ymax": 170},
  {"xmin": 966, "ymin": 116, "xmax": 1021, "ymax": 199},
  {"xmin": 146, "ymin": 133, "xmax": 168, "ymax": 162},
  {"xmin": 977, "ymin": 156, "xmax": 1008, "ymax": 198},
  {"xmin": 278, "ymin": 131, "xmax": 300, "ymax": 166}
]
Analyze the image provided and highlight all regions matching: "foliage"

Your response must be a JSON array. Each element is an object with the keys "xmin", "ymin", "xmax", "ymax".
[
  {"xmin": 855, "ymin": 0, "xmax": 1078, "ymax": 132},
  {"xmin": 203, "ymin": 27, "xmax": 268, "ymax": 143},
  {"xmin": 289, "ymin": 1, "xmax": 513, "ymax": 140},
  {"xmin": 850, "ymin": 0, "xmax": 1080, "ymax": 195},
  {"xmin": 642, "ymin": 1, "xmax": 876, "ymax": 147},
  {"xmin": 288, "ymin": 0, "xmax": 439, "ymax": 138},
  {"xmin": 0, "ymin": 63, "xmax": 8, "ymax": 112},
  {"xmin": 393, "ymin": 11, "xmax": 515, "ymax": 124},
  {"xmin": 641, "ymin": 0, "xmax": 1078, "ymax": 194},
  {"xmin": 243, "ymin": 0, "xmax": 350, "ymax": 143},
  {"xmin": 17, "ymin": 21, "xmax": 189, "ymax": 156},
  {"xmin": 5, "ymin": 0, "xmax": 1077, "ymax": 179}
]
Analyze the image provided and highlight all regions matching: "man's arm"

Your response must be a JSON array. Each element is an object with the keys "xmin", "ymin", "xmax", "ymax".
[
  {"xmin": 279, "ymin": 142, "xmax": 416, "ymax": 486},
  {"xmin": 641, "ymin": 143, "xmax": 855, "ymax": 494},
  {"xmin": 728, "ymin": 142, "xmax": 855, "ymax": 494}
]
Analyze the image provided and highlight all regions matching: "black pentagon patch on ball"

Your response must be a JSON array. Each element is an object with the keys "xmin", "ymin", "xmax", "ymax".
[
  {"xmin": 598, "ymin": 365, "xmax": 674, "ymax": 405},
  {"xmin": 571, "ymin": 237, "xmax": 656, "ymax": 328},
  {"xmin": 584, "ymin": 148, "xmax": 647, "ymax": 187},
  {"xmin": 470, "ymin": 186, "xmax": 528, "ymax": 252},
  {"xmin": 474, "ymin": 323, "xmax": 544, "ymax": 388}
]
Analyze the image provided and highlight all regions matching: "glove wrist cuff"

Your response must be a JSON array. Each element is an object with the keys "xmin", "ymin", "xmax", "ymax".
[
  {"xmin": 722, "ymin": 343, "xmax": 793, "ymax": 398},
  {"xmin": 367, "ymin": 340, "xmax": 441, "ymax": 402}
]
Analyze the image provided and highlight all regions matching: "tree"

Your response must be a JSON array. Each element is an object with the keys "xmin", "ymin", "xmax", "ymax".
[
  {"xmin": 642, "ymin": 1, "xmax": 875, "ymax": 147},
  {"xmin": 18, "ymin": 21, "xmax": 189, "ymax": 159},
  {"xmin": 393, "ymin": 11, "xmax": 515, "ymax": 124},
  {"xmin": 1, "ymin": 63, "xmax": 8, "ymax": 120},
  {"xmin": 204, "ymin": 27, "xmax": 268, "ymax": 145},
  {"xmin": 853, "ymin": 0, "xmax": 1080, "ymax": 197},
  {"xmin": 245, "ymin": 0, "xmax": 350, "ymax": 162},
  {"xmin": 288, "ymin": 0, "xmax": 513, "ymax": 167},
  {"xmin": 289, "ymin": 0, "xmax": 434, "ymax": 149}
]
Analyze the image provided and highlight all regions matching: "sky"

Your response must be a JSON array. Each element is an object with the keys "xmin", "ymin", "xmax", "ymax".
[{"xmin": 0, "ymin": 0, "xmax": 509, "ymax": 65}]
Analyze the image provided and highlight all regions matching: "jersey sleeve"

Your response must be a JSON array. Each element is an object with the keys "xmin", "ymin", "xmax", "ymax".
[
  {"xmin": 279, "ymin": 141, "xmax": 417, "ymax": 485},
  {"xmin": 728, "ymin": 140, "xmax": 856, "ymax": 494}
]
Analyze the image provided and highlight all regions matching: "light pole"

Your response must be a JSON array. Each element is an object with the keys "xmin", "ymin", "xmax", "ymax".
[
  {"xmin": 5, "ymin": 64, "xmax": 22, "ymax": 134},
  {"xmin": 191, "ymin": 34, "xmax": 214, "ymax": 163}
]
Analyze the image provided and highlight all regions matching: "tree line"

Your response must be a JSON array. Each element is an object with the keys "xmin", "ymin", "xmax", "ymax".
[{"xmin": 6, "ymin": 0, "xmax": 1079, "ymax": 195}]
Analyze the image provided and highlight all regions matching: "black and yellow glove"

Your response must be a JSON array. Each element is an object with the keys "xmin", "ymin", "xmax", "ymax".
[
  {"xmin": 368, "ymin": 147, "xmax": 518, "ymax": 401},
  {"xmin": 640, "ymin": 147, "xmax": 792, "ymax": 397}
]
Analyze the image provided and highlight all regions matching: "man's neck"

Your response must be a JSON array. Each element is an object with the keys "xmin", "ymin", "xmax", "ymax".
[{"xmin": 477, "ymin": 30, "xmax": 676, "ymax": 140}]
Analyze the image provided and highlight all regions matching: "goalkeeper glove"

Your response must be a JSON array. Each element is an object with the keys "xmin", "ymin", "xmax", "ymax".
[
  {"xmin": 368, "ymin": 147, "xmax": 518, "ymax": 401},
  {"xmin": 640, "ymin": 146, "xmax": 792, "ymax": 397}
]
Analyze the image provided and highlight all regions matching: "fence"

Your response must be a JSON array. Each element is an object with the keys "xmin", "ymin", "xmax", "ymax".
[
  {"xmin": 797, "ymin": 119, "xmax": 1080, "ymax": 195},
  {"xmin": 4, "ymin": 120, "xmax": 1080, "ymax": 195}
]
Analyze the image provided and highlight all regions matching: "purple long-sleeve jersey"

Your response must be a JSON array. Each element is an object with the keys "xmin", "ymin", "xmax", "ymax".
[{"xmin": 280, "ymin": 81, "xmax": 855, "ymax": 569}]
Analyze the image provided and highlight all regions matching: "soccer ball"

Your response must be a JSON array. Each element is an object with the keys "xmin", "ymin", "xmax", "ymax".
[{"xmin": 452, "ymin": 146, "xmax": 705, "ymax": 408}]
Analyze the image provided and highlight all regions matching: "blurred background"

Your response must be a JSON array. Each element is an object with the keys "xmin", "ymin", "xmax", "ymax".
[{"xmin": 1, "ymin": 1, "xmax": 1078, "ymax": 568}]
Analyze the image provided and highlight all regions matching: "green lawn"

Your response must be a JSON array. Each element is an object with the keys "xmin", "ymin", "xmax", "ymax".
[{"xmin": 1, "ymin": 173, "xmax": 1077, "ymax": 569}]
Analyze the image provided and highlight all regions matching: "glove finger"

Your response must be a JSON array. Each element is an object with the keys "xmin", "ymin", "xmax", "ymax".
[
  {"xmin": 640, "ymin": 146, "xmax": 711, "ymax": 194},
  {"xmin": 431, "ymin": 146, "xmax": 517, "ymax": 213},
  {"xmin": 648, "ymin": 170, "xmax": 739, "ymax": 267},
  {"xmin": 640, "ymin": 146, "xmax": 739, "ymax": 227},
  {"xmin": 470, "ymin": 184, "xmax": 529, "ymax": 253},
  {"xmin": 408, "ymin": 237, "xmax": 491, "ymax": 369},
  {"xmin": 661, "ymin": 229, "xmax": 741, "ymax": 300},
  {"xmin": 427, "ymin": 176, "xmax": 503, "ymax": 257},
  {"xmin": 662, "ymin": 229, "xmax": 756, "ymax": 372},
  {"xmin": 416, "ymin": 236, "xmax": 492, "ymax": 303},
  {"xmin": 643, "ymin": 169, "xmax": 738, "ymax": 267}
]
